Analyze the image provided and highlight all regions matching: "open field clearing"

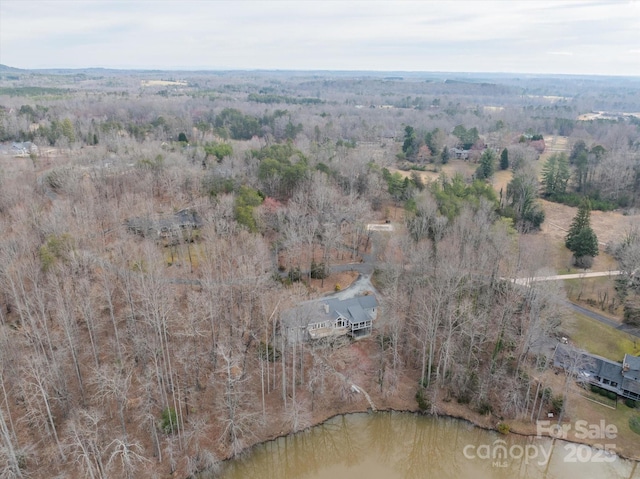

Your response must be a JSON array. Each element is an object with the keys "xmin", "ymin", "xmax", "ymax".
[
  {"xmin": 562, "ymin": 312, "xmax": 639, "ymax": 360},
  {"xmin": 540, "ymin": 199, "xmax": 638, "ymax": 247},
  {"xmin": 141, "ymin": 79, "xmax": 188, "ymax": 86},
  {"xmin": 387, "ymin": 158, "xmax": 478, "ymax": 184}
]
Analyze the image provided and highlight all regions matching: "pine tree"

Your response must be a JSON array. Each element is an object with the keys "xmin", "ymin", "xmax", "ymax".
[
  {"xmin": 476, "ymin": 149, "xmax": 496, "ymax": 180},
  {"xmin": 565, "ymin": 200, "xmax": 599, "ymax": 267},
  {"xmin": 500, "ymin": 148, "xmax": 509, "ymax": 170},
  {"xmin": 441, "ymin": 146, "xmax": 449, "ymax": 165},
  {"xmin": 541, "ymin": 153, "xmax": 570, "ymax": 198}
]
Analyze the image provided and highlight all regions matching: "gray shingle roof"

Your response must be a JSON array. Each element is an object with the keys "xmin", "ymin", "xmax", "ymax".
[
  {"xmin": 598, "ymin": 359, "xmax": 624, "ymax": 385},
  {"xmin": 623, "ymin": 354, "xmax": 640, "ymax": 379},
  {"xmin": 623, "ymin": 377, "xmax": 640, "ymax": 395},
  {"xmin": 323, "ymin": 296, "xmax": 377, "ymax": 325}
]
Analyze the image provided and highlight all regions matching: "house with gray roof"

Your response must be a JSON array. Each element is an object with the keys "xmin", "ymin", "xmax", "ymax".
[
  {"xmin": 553, "ymin": 345, "xmax": 640, "ymax": 401},
  {"xmin": 622, "ymin": 354, "xmax": 640, "ymax": 400},
  {"xmin": 126, "ymin": 208, "xmax": 202, "ymax": 238},
  {"xmin": 0, "ymin": 142, "xmax": 38, "ymax": 157},
  {"xmin": 281, "ymin": 295, "xmax": 377, "ymax": 343},
  {"xmin": 450, "ymin": 147, "xmax": 469, "ymax": 160}
]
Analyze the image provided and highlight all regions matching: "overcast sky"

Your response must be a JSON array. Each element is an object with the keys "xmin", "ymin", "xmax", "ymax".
[{"xmin": 1, "ymin": 0, "xmax": 639, "ymax": 76}]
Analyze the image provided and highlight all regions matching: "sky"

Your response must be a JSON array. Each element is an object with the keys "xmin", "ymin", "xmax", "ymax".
[{"xmin": 1, "ymin": 0, "xmax": 639, "ymax": 76}]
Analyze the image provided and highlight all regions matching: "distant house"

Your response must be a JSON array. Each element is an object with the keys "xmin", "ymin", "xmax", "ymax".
[
  {"xmin": 450, "ymin": 147, "xmax": 469, "ymax": 160},
  {"xmin": 0, "ymin": 142, "xmax": 38, "ymax": 157},
  {"xmin": 126, "ymin": 208, "xmax": 202, "ymax": 238},
  {"xmin": 554, "ymin": 346, "xmax": 640, "ymax": 401},
  {"xmin": 281, "ymin": 295, "xmax": 378, "ymax": 343}
]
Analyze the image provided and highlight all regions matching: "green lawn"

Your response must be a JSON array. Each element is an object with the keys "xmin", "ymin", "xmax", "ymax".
[
  {"xmin": 563, "ymin": 312, "xmax": 640, "ymax": 361},
  {"xmin": 569, "ymin": 392, "xmax": 640, "ymax": 460}
]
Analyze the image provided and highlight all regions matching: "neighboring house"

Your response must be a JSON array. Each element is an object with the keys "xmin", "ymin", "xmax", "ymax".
[
  {"xmin": 450, "ymin": 147, "xmax": 469, "ymax": 160},
  {"xmin": 554, "ymin": 346, "xmax": 640, "ymax": 401},
  {"xmin": 127, "ymin": 208, "xmax": 202, "ymax": 238},
  {"xmin": 281, "ymin": 295, "xmax": 378, "ymax": 343},
  {"xmin": 0, "ymin": 142, "xmax": 38, "ymax": 157}
]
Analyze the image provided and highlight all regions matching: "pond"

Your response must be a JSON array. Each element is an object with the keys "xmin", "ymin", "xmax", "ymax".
[{"xmin": 215, "ymin": 412, "xmax": 639, "ymax": 479}]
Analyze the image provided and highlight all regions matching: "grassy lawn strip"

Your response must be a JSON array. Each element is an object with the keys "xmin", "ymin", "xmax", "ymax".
[
  {"xmin": 563, "ymin": 311, "xmax": 640, "ymax": 361},
  {"xmin": 630, "ymin": 416, "xmax": 640, "ymax": 436},
  {"xmin": 569, "ymin": 390, "xmax": 640, "ymax": 459},
  {"xmin": 580, "ymin": 388, "xmax": 618, "ymax": 408}
]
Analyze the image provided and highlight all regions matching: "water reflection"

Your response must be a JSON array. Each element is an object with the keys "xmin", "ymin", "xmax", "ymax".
[{"xmin": 215, "ymin": 412, "xmax": 640, "ymax": 479}]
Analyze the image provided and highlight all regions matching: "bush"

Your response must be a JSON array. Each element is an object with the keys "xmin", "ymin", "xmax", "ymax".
[
  {"xmin": 629, "ymin": 416, "xmax": 640, "ymax": 436},
  {"xmin": 415, "ymin": 388, "xmax": 430, "ymax": 412},
  {"xmin": 549, "ymin": 192, "xmax": 617, "ymax": 211},
  {"xmin": 551, "ymin": 395, "xmax": 564, "ymax": 415},
  {"xmin": 497, "ymin": 422, "xmax": 511, "ymax": 435},
  {"xmin": 288, "ymin": 267, "xmax": 302, "ymax": 283},
  {"xmin": 607, "ymin": 391, "xmax": 617, "ymax": 400},
  {"xmin": 310, "ymin": 261, "xmax": 329, "ymax": 279},
  {"xmin": 258, "ymin": 342, "xmax": 280, "ymax": 362},
  {"xmin": 477, "ymin": 401, "xmax": 493, "ymax": 415},
  {"xmin": 161, "ymin": 407, "xmax": 178, "ymax": 434},
  {"xmin": 590, "ymin": 384, "xmax": 602, "ymax": 394},
  {"xmin": 334, "ymin": 283, "xmax": 341, "ymax": 292},
  {"xmin": 624, "ymin": 398, "xmax": 638, "ymax": 409}
]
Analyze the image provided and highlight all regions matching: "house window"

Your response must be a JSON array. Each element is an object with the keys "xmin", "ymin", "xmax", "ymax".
[
  {"xmin": 603, "ymin": 379, "xmax": 610, "ymax": 385},
  {"xmin": 611, "ymin": 382, "xmax": 618, "ymax": 388}
]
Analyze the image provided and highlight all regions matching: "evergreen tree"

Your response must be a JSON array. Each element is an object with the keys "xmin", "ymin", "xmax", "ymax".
[
  {"xmin": 541, "ymin": 153, "xmax": 570, "ymax": 197},
  {"xmin": 500, "ymin": 148, "xmax": 509, "ymax": 170},
  {"xmin": 476, "ymin": 149, "xmax": 496, "ymax": 180},
  {"xmin": 565, "ymin": 200, "xmax": 599, "ymax": 267},
  {"xmin": 441, "ymin": 146, "xmax": 449, "ymax": 165},
  {"xmin": 505, "ymin": 168, "xmax": 545, "ymax": 231},
  {"xmin": 402, "ymin": 125, "xmax": 418, "ymax": 159}
]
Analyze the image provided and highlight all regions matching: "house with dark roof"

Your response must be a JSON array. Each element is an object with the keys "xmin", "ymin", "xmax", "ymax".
[
  {"xmin": 0, "ymin": 142, "xmax": 38, "ymax": 157},
  {"xmin": 553, "ymin": 346, "xmax": 640, "ymax": 401},
  {"xmin": 622, "ymin": 354, "xmax": 640, "ymax": 400},
  {"xmin": 450, "ymin": 148, "xmax": 469, "ymax": 160},
  {"xmin": 126, "ymin": 209, "xmax": 202, "ymax": 238},
  {"xmin": 281, "ymin": 295, "xmax": 377, "ymax": 343}
]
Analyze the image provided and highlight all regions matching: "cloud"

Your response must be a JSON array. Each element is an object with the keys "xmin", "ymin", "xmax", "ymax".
[{"xmin": 0, "ymin": 0, "xmax": 638, "ymax": 75}]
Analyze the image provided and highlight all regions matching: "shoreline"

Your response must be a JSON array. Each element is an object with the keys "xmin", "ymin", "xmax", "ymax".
[{"xmin": 217, "ymin": 401, "xmax": 640, "ymax": 468}]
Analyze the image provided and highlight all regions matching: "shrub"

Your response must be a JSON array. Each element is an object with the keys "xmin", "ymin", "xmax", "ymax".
[
  {"xmin": 161, "ymin": 407, "xmax": 178, "ymax": 434},
  {"xmin": 590, "ymin": 384, "xmax": 601, "ymax": 394},
  {"xmin": 497, "ymin": 422, "xmax": 511, "ymax": 435},
  {"xmin": 551, "ymin": 395, "xmax": 564, "ymax": 415},
  {"xmin": 629, "ymin": 416, "xmax": 640, "ymax": 436},
  {"xmin": 258, "ymin": 342, "xmax": 280, "ymax": 362},
  {"xmin": 477, "ymin": 401, "xmax": 493, "ymax": 415},
  {"xmin": 624, "ymin": 398, "xmax": 638, "ymax": 409},
  {"xmin": 415, "ymin": 388, "xmax": 430, "ymax": 412},
  {"xmin": 288, "ymin": 267, "xmax": 302, "ymax": 283},
  {"xmin": 607, "ymin": 391, "xmax": 617, "ymax": 400},
  {"xmin": 334, "ymin": 283, "xmax": 341, "ymax": 292},
  {"xmin": 310, "ymin": 261, "xmax": 329, "ymax": 279}
]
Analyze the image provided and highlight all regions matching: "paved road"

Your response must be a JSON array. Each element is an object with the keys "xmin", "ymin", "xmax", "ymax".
[
  {"xmin": 329, "ymin": 273, "xmax": 376, "ymax": 300},
  {"xmin": 509, "ymin": 269, "xmax": 639, "ymax": 338},
  {"xmin": 560, "ymin": 298, "xmax": 640, "ymax": 338}
]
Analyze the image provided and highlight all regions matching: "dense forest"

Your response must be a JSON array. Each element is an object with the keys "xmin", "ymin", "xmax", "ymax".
[{"xmin": 0, "ymin": 66, "xmax": 639, "ymax": 478}]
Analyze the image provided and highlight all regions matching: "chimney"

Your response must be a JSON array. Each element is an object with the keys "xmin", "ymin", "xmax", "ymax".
[{"xmin": 324, "ymin": 303, "xmax": 330, "ymax": 314}]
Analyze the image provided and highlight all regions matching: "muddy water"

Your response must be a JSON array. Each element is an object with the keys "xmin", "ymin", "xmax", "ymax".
[{"xmin": 216, "ymin": 412, "xmax": 639, "ymax": 479}]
